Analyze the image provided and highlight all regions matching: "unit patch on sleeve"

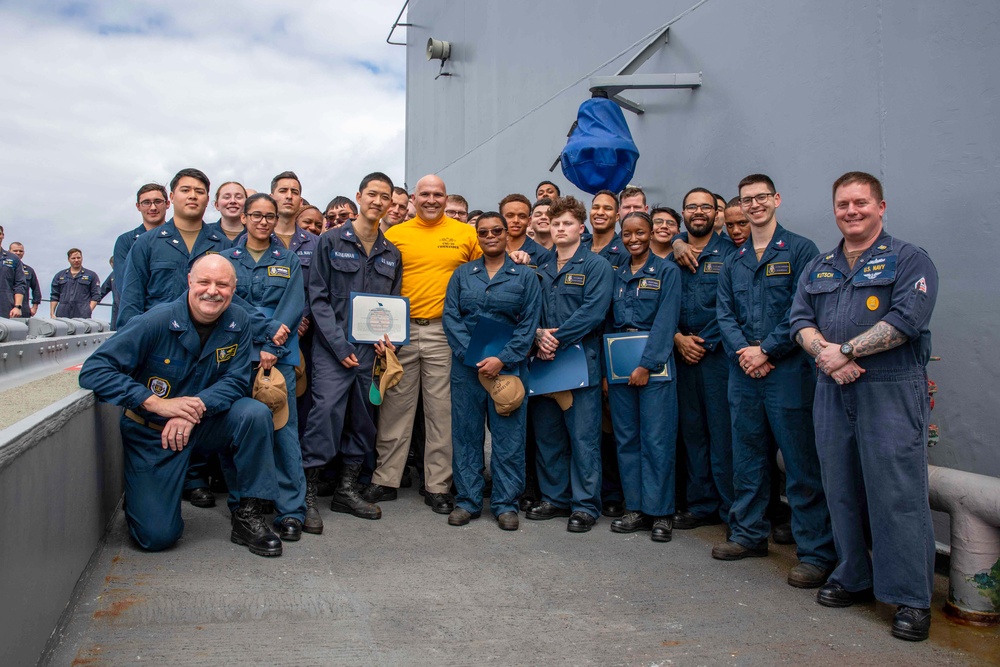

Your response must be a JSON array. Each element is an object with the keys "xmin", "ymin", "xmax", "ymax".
[
  {"xmin": 564, "ymin": 274, "xmax": 586, "ymax": 286},
  {"xmin": 765, "ymin": 262, "xmax": 791, "ymax": 276},
  {"xmin": 216, "ymin": 344, "xmax": 239, "ymax": 362},
  {"xmin": 638, "ymin": 278, "xmax": 661, "ymax": 290},
  {"xmin": 267, "ymin": 266, "xmax": 290, "ymax": 279}
]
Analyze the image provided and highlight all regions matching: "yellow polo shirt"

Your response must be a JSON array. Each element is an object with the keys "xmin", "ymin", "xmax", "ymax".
[{"xmin": 385, "ymin": 215, "xmax": 482, "ymax": 319}]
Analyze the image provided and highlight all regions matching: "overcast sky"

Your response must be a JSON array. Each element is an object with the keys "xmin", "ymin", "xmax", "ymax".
[{"xmin": 0, "ymin": 1, "xmax": 407, "ymax": 312}]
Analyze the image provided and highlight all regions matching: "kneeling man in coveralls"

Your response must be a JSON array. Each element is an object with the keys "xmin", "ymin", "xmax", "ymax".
[
  {"xmin": 791, "ymin": 171, "xmax": 938, "ymax": 641},
  {"xmin": 80, "ymin": 254, "xmax": 282, "ymax": 557}
]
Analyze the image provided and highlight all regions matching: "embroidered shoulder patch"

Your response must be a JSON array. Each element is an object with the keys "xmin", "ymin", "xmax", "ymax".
[
  {"xmin": 765, "ymin": 262, "xmax": 791, "ymax": 276},
  {"xmin": 216, "ymin": 344, "xmax": 238, "ymax": 362},
  {"xmin": 267, "ymin": 265, "xmax": 291, "ymax": 279}
]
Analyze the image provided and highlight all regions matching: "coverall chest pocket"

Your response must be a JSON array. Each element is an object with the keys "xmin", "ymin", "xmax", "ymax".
[
  {"xmin": 371, "ymin": 258, "xmax": 396, "ymax": 292},
  {"xmin": 804, "ymin": 279, "xmax": 840, "ymax": 323},
  {"xmin": 141, "ymin": 354, "xmax": 182, "ymax": 399},
  {"xmin": 148, "ymin": 260, "xmax": 176, "ymax": 300},
  {"xmin": 850, "ymin": 279, "xmax": 894, "ymax": 326},
  {"xmin": 695, "ymin": 274, "xmax": 719, "ymax": 309},
  {"xmin": 765, "ymin": 275, "xmax": 794, "ymax": 316},
  {"xmin": 489, "ymin": 284, "xmax": 524, "ymax": 318}
]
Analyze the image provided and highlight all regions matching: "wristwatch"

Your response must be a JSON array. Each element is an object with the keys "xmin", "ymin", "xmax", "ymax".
[{"xmin": 840, "ymin": 342, "xmax": 855, "ymax": 360}]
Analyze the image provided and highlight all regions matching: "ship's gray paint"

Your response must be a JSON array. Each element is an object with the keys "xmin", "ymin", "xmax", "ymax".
[
  {"xmin": 0, "ymin": 391, "xmax": 123, "ymax": 667},
  {"xmin": 404, "ymin": 0, "xmax": 1000, "ymax": 478}
]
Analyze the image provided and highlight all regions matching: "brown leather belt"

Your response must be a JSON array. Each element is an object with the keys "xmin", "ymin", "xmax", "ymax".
[{"xmin": 125, "ymin": 409, "xmax": 165, "ymax": 432}]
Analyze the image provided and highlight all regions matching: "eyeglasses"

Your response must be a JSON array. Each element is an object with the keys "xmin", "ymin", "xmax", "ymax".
[
  {"xmin": 138, "ymin": 199, "xmax": 166, "ymax": 208},
  {"xmin": 683, "ymin": 204, "xmax": 715, "ymax": 212},
  {"xmin": 739, "ymin": 193, "xmax": 775, "ymax": 207},
  {"xmin": 246, "ymin": 212, "xmax": 278, "ymax": 223},
  {"xmin": 477, "ymin": 227, "xmax": 506, "ymax": 238},
  {"xmin": 325, "ymin": 212, "xmax": 352, "ymax": 221}
]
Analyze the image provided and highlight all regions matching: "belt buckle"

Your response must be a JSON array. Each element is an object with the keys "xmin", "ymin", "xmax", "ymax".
[
  {"xmin": 412, "ymin": 318, "xmax": 431, "ymax": 326},
  {"xmin": 624, "ymin": 327, "xmax": 640, "ymax": 333}
]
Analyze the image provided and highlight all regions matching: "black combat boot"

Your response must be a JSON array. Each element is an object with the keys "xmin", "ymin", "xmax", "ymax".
[
  {"xmin": 303, "ymin": 467, "xmax": 324, "ymax": 534},
  {"xmin": 231, "ymin": 497, "xmax": 282, "ymax": 557},
  {"xmin": 331, "ymin": 462, "xmax": 382, "ymax": 520}
]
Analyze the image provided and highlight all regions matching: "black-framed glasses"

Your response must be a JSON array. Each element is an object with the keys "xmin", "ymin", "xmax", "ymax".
[
  {"xmin": 246, "ymin": 212, "xmax": 278, "ymax": 223},
  {"xmin": 477, "ymin": 226, "xmax": 506, "ymax": 238},
  {"xmin": 138, "ymin": 199, "xmax": 166, "ymax": 208},
  {"xmin": 683, "ymin": 204, "xmax": 715, "ymax": 212},
  {"xmin": 739, "ymin": 193, "xmax": 775, "ymax": 207},
  {"xmin": 325, "ymin": 212, "xmax": 352, "ymax": 221}
]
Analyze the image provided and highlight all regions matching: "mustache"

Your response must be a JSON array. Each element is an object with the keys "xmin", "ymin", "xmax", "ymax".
[{"xmin": 198, "ymin": 294, "xmax": 226, "ymax": 303}]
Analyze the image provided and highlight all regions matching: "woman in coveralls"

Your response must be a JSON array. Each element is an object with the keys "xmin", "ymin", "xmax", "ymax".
[
  {"xmin": 220, "ymin": 193, "xmax": 307, "ymax": 541},
  {"xmin": 605, "ymin": 212, "xmax": 681, "ymax": 543},
  {"xmin": 442, "ymin": 212, "xmax": 541, "ymax": 531}
]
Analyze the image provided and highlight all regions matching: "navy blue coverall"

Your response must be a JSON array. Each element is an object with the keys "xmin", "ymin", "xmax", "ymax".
[
  {"xmin": 18, "ymin": 261, "xmax": 42, "ymax": 316},
  {"xmin": 606, "ymin": 253, "xmax": 681, "ymax": 518},
  {"xmin": 531, "ymin": 244, "xmax": 613, "ymax": 518},
  {"xmin": 1, "ymin": 249, "xmax": 27, "ymax": 315},
  {"xmin": 717, "ymin": 224, "xmax": 836, "ymax": 567},
  {"xmin": 50, "ymin": 267, "xmax": 101, "ymax": 318},
  {"xmin": 443, "ymin": 255, "xmax": 542, "ymax": 517},
  {"xmin": 117, "ymin": 219, "xmax": 278, "ymax": 492},
  {"xmin": 672, "ymin": 232, "xmax": 737, "ymax": 522},
  {"xmin": 583, "ymin": 233, "xmax": 628, "ymax": 507},
  {"xmin": 790, "ymin": 232, "xmax": 938, "ymax": 607},
  {"xmin": 301, "ymin": 222, "xmax": 402, "ymax": 470},
  {"xmin": 112, "ymin": 223, "xmax": 148, "ymax": 328},
  {"xmin": 221, "ymin": 240, "xmax": 306, "ymax": 526},
  {"xmin": 78, "ymin": 295, "xmax": 278, "ymax": 551},
  {"xmin": 516, "ymin": 235, "xmax": 553, "ymax": 268}
]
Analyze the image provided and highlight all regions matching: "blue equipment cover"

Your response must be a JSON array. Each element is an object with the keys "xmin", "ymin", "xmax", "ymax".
[{"xmin": 560, "ymin": 97, "xmax": 640, "ymax": 194}]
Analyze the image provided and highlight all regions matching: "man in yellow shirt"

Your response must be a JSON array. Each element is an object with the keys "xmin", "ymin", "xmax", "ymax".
[{"xmin": 363, "ymin": 174, "xmax": 482, "ymax": 514}]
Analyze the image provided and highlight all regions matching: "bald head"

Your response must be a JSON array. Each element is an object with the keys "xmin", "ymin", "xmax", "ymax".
[
  {"xmin": 414, "ymin": 174, "xmax": 447, "ymax": 222},
  {"xmin": 187, "ymin": 254, "xmax": 237, "ymax": 324}
]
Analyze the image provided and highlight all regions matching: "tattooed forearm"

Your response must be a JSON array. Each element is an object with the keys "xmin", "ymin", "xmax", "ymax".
[
  {"xmin": 795, "ymin": 328, "xmax": 825, "ymax": 358},
  {"xmin": 850, "ymin": 321, "xmax": 908, "ymax": 358}
]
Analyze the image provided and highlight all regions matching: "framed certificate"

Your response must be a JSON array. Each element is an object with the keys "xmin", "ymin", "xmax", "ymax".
[
  {"xmin": 603, "ymin": 333, "xmax": 672, "ymax": 384},
  {"xmin": 348, "ymin": 293, "xmax": 410, "ymax": 345}
]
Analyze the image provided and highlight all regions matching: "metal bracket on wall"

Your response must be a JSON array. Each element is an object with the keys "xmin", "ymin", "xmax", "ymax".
[{"xmin": 589, "ymin": 27, "xmax": 702, "ymax": 114}]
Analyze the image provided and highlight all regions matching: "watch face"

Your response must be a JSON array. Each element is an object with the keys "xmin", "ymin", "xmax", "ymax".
[{"xmin": 841, "ymin": 343, "xmax": 852, "ymax": 355}]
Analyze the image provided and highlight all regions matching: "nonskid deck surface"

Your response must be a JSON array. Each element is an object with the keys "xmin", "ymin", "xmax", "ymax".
[{"xmin": 46, "ymin": 488, "xmax": 997, "ymax": 666}]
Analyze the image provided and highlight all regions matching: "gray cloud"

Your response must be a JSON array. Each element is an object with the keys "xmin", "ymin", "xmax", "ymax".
[{"xmin": 0, "ymin": 1, "xmax": 407, "ymax": 314}]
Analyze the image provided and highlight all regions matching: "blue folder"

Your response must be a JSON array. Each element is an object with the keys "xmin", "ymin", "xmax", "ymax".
[
  {"xmin": 603, "ymin": 333, "xmax": 671, "ymax": 384},
  {"xmin": 464, "ymin": 316, "xmax": 516, "ymax": 367},
  {"xmin": 527, "ymin": 343, "xmax": 589, "ymax": 395}
]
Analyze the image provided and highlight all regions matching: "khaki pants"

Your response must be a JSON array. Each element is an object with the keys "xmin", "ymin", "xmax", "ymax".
[{"xmin": 373, "ymin": 320, "xmax": 453, "ymax": 493}]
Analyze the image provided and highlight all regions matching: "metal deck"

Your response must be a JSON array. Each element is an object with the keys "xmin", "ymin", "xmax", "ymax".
[{"xmin": 43, "ymin": 488, "xmax": 998, "ymax": 666}]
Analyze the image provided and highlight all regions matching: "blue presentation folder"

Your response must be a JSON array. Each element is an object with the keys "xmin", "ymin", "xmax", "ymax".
[
  {"xmin": 603, "ymin": 333, "xmax": 672, "ymax": 384},
  {"xmin": 464, "ymin": 316, "xmax": 516, "ymax": 367},
  {"xmin": 527, "ymin": 343, "xmax": 589, "ymax": 395}
]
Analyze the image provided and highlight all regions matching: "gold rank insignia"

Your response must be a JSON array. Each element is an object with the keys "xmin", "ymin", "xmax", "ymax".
[
  {"xmin": 216, "ymin": 344, "xmax": 239, "ymax": 362},
  {"xmin": 267, "ymin": 266, "xmax": 291, "ymax": 278}
]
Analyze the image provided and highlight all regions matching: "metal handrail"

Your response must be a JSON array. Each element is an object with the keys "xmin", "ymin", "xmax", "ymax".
[{"xmin": 386, "ymin": 0, "xmax": 411, "ymax": 46}]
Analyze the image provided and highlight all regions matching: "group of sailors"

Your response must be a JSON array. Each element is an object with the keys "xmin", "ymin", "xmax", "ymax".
[{"xmin": 78, "ymin": 166, "xmax": 938, "ymax": 642}]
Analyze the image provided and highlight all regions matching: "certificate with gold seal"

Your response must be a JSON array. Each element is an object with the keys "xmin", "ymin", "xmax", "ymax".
[{"xmin": 348, "ymin": 293, "xmax": 410, "ymax": 345}]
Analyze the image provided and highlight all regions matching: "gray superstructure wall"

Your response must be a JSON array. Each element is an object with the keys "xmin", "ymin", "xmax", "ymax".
[{"xmin": 404, "ymin": 0, "xmax": 1000, "ymax": 478}]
